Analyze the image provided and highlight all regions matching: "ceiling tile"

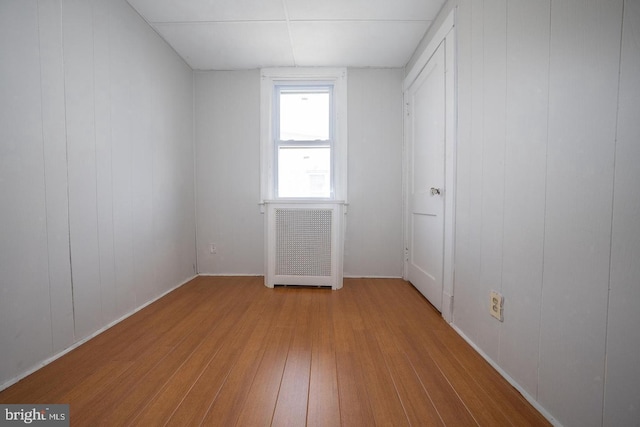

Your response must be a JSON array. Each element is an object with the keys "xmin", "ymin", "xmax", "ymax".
[
  {"xmin": 290, "ymin": 21, "xmax": 430, "ymax": 68},
  {"xmin": 128, "ymin": 0, "xmax": 286, "ymax": 22},
  {"xmin": 154, "ymin": 22, "xmax": 295, "ymax": 70},
  {"xmin": 126, "ymin": 0, "xmax": 445, "ymax": 70},
  {"xmin": 285, "ymin": 0, "xmax": 444, "ymax": 21}
]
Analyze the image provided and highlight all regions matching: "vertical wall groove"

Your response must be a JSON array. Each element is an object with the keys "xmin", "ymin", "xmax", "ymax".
[{"xmin": 0, "ymin": 0, "xmax": 196, "ymax": 389}]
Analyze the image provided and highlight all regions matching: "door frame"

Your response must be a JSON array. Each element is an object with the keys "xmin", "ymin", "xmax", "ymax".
[{"xmin": 403, "ymin": 9, "xmax": 456, "ymax": 323}]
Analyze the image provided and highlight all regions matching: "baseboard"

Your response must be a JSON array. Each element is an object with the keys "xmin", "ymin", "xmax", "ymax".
[
  {"xmin": 196, "ymin": 274, "xmax": 403, "ymax": 280},
  {"xmin": 0, "ymin": 274, "xmax": 198, "ymax": 392},
  {"xmin": 449, "ymin": 324, "xmax": 561, "ymax": 427},
  {"xmin": 197, "ymin": 273, "xmax": 263, "ymax": 277}
]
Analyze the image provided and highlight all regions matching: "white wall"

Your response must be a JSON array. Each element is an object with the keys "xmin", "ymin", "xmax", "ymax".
[
  {"xmin": 194, "ymin": 68, "xmax": 404, "ymax": 278},
  {"xmin": 408, "ymin": 1, "xmax": 640, "ymax": 426},
  {"xmin": 345, "ymin": 68, "xmax": 404, "ymax": 277},
  {"xmin": 194, "ymin": 70, "xmax": 264, "ymax": 275},
  {"xmin": 0, "ymin": 0, "xmax": 196, "ymax": 388},
  {"xmin": 605, "ymin": 1, "xmax": 640, "ymax": 424}
]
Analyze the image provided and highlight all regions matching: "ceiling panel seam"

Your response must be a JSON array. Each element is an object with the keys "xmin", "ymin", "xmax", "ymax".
[{"xmin": 281, "ymin": 0, "xmax": 297, "ymax": 66}]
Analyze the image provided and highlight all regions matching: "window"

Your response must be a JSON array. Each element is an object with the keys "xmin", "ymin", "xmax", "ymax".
[
  {"xmin": 260, "ymin": 69, "xmax": 347, "ymax": 201},
  {"xmin": 276, "ymin": 85, "xmax": 333, "ymax": 198}
]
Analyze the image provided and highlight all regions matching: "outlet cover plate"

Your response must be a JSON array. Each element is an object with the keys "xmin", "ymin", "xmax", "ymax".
[{"xmin": 490, "ymin": 290, "xmax": 504, "ymax": 321}]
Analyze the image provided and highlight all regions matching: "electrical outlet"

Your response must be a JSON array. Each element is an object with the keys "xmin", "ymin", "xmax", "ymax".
[
  {"xmin": 490, "ymin": 291, "xmax": 504, "ymax": 321},
  {"xmin": 209, "ymin": 243, "xmax": 217, "ymax": 254}
]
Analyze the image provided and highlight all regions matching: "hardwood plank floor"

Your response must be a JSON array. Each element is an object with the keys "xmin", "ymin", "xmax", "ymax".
[{"xmin": 0, "ymin": 276, "xmax": 550, "ymax": 426}]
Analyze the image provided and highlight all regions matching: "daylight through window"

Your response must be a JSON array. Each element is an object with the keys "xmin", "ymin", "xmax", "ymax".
[{"xmin": 276, "ymin": 85, "xmax": 333, "ymax": 198}]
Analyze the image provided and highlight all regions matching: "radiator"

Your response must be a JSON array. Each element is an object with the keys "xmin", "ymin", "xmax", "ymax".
[{"xmin": 264, "ymin": 202, "xmax": 345, "ymax": 289}]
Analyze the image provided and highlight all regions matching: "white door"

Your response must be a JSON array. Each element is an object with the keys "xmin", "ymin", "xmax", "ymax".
[{"xmin": 407, "ymin": 42, "xmax": 446, "ymax": 311}]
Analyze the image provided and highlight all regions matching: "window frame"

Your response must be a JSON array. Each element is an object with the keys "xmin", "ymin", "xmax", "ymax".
[{"xmin": 260, "ymin": 68, "xmax": 348, "ymax": 202}]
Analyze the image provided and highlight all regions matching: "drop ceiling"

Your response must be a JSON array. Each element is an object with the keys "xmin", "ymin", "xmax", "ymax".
[{"xmin": 126, "ymin": 0, "xmax": 446, "ymax": 70}]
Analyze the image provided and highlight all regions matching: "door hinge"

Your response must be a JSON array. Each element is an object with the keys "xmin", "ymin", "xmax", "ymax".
[{"xmin": 405, "ymin": 102, "xmax": 411, "ymax": 117}]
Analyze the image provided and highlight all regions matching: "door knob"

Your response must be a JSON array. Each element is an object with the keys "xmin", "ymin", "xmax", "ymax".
[{"xmin": 430, "ymin": 187, "xmax": 441, "ymax": 196}]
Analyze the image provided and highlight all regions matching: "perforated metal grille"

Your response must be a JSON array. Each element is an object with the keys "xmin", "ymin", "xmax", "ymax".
[{"xmin": 275, "ymin": 208, "xmax": 332, "ymax": 276}]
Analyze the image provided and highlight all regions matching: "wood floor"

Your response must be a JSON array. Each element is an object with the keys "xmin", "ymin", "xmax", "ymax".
[{"xmin": 0, "ymin": 276, "xmax": 550, "ymax": 426}]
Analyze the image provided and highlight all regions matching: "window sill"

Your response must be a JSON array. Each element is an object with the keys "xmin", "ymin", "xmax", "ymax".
[{"xmin": 259, "ymin": 199, "xmax": 348, "ymax": 214}]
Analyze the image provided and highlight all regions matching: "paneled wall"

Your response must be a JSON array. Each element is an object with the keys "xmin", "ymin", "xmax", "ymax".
[
  {"xmin": 410, "ymin": 0, "xmax": 639, "ymax": 425},
  {"xmin": 194, "ymin": 68, "xmax": 404, "ymax": 277},
  {"xmin": 605, "ymin": 2, "xmax": 640, "ymax": 424},
  {"xmin": 0, "ymin": 0, "xmax": 196, "ymax": 388}
]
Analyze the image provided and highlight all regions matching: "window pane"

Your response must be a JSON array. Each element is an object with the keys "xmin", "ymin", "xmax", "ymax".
[
  {"xmin": 279, "ymin": 90, "xmax": 330, "ymax": 141},
  {"xmin": 278, "ymin": 146, "xmax": 331, "ymax": 198}
]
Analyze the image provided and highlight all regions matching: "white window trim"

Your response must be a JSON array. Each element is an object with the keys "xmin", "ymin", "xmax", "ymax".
[{"xmin": 260, "ymin": 68, "xmax": 348, "ymax": 203}]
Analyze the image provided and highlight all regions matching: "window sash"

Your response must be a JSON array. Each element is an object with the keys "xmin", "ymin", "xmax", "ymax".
[
  {"xmin": 276, "ymin": 85, "xmax": 332, "ymax": 142},
  {"xmin": 274, "ymin": 84, "xmax": 335, "ymax": 199}
]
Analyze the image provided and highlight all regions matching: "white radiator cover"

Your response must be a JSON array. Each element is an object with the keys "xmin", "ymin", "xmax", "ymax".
[{"xmin": 264, "ymin": 201, "xmax": 346, "ymax": 289}]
